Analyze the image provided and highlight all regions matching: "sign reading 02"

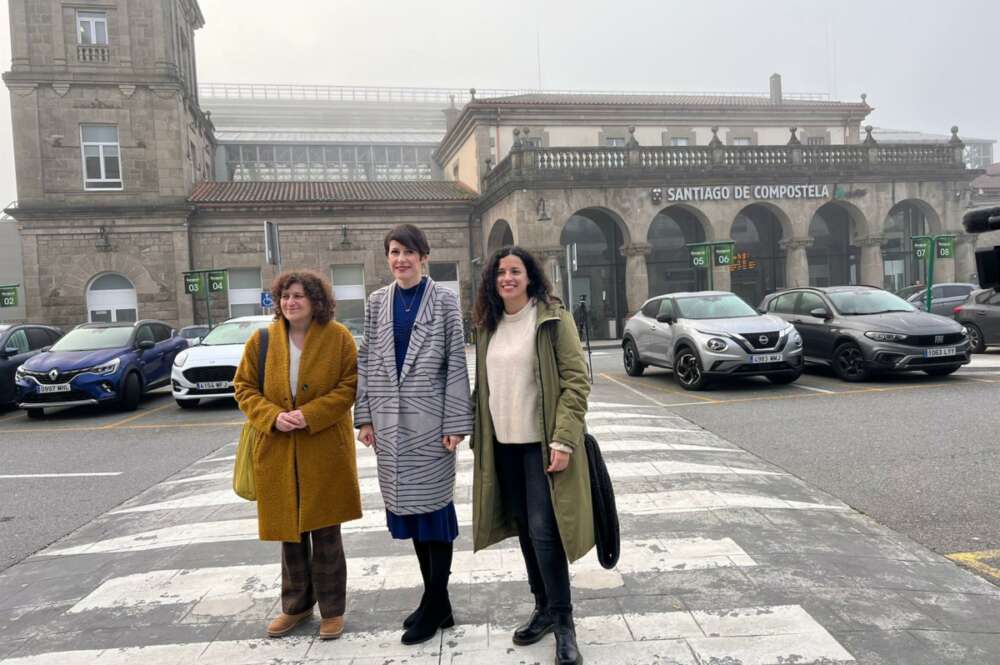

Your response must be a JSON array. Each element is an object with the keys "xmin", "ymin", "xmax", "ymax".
[{"xmin": 0, "ymin": 285, "xmax": 18, "ymax": 308}]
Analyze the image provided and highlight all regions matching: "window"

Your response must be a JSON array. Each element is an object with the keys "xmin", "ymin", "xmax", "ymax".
[
  {"xmin": 77, "ymin": 11, "xmax": 108, "ymax": 45},
  {"xmin": 135, "ymin": 326, "xmax": 155, "ymax": 345},
  {"xmin": 669, "ymin": 137, "xmax": 690, "ymax": 147},
  {"xmin": 942, "ymin": 285, "xmax": 972, "ymax": 298},
  {"xmin": 640, "ymin": 299, "xmax": 661, "ymax": 318},
  {"xmin": 331, "ymin": 264, "xmax": 365, "ymax": 338},
  {"xmin": 771, "ymin": 293, "xmax": 798, "ymax": 314},
  {"xmin": 228, "ymin": 268, "xmax": 263, "ymax": 318},
  {"xmin": 87, "ymin": 273, "xmax": 137, "ymax": 322},
  {"xmin": 795, "ymin": 292, "xmax": 828, "ymax": 317},
  {"xmin": 429, "ymin": 262, "xmax": 460, "ymax": 299},
  {"xmin": 732, "ymin": 137, "xmax": 753, "ymax": 146},
  {"xmin": 81, "ymin": 125, "xmax": 122, "ymax": 190},
  {"xmin": 605, "ymin": 137, "xmax": 626, "ymax": 147},
  {"xmin": 26, "ymin": 328, "xmax": 53, "ymax": 350},
  {"xmin": 807, "ymin": 137, "xmax": 826, "ymax": 146},
  {"xmin": 657, "ymin": 299, "xmax": 675, "ymax": 319},
  {"xmin": 151, "ymin": 324, "xmax": 172, "ymax": 342},
  {"xmin": 5, "ymin": 330, "xmax": 29, "ymax": 355},
  {"xmin": 524, "ymin": 137, "xmax": 542, "ymax": 148}
]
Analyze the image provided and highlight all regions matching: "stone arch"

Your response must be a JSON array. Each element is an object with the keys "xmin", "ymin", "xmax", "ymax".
[
  {"xmin": 727, "ymin": 203, "xmax": 789, "ymax": 305},
  {"xmin": 881, "ymin": 199, "xmax": 943, "ymax": 292},
  {"xmin": 85, "ymin": 271, "xmax": 138, "ymax": 322},
  {"xmin": 807, "ymin": 201, "xmax": 868, "ymax": 287},
  {"xmin": 646, "ymin": 204, "xmax": 713, "ymax": 297},
  {"xmin": 486, "ymin": 218, "xmax": 514, "ymax": 255}
]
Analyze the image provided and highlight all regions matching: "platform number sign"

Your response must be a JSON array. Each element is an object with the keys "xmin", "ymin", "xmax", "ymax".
[
  {"xmin": 912, "ymin": 237, "xmax": 931, "ymax": 260},
  {"xmin": 936, "ymin": 236, "xmax": 955, "ymax": 259},
  {"xmin": 713, "ymin": 243, "xmax": 735, "ymax": 267},
  {"xmin": 0, "ymin": 286, "xmax": 17, "ymax": 308},
  {"xmin": 184, "ymin": 273, "xmax": 204, "ymax": 295},
  {"xmin": 690, "ymin": 245, "xmax": 710, "ymax": 268},
  {"xmin": 208, "ymin": 270, "xmax": 228, "ymax": 293}
]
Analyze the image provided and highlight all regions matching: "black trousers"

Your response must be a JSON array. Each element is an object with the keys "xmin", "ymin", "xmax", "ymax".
[
  {"xmin": 494, "ymin": 442, "xmax": 572, "ymax": 615},
  {"xmin": 281, "ymin": 524, "xmax": 347, "ymax": 619}
]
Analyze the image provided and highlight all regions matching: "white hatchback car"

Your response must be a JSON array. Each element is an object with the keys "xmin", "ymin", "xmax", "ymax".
[{"xmin": 171, "ymin": 315, "xmax": 272, "ymax": 408}]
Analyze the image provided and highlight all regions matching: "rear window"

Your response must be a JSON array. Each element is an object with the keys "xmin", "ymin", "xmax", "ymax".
[
  {"xmin": 640, "ymin": 299, "xmax": 660, "ymax": 318},
  {"xmin": 942, "ymin": 285, "xmax": 972, "ymax": 298}
]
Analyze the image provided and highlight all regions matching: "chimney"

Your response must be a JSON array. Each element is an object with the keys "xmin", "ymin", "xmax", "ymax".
[
  {"xmin": 769, "ymin": 73, "xmax": 783, "ymax": 104},
  {"xmin": 443, "ymin": 95, "xmax": 459, "ymax": 132}
]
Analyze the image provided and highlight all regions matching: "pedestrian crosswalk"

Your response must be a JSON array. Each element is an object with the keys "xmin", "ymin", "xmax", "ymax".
[{"xmin": 1, "ymin": 400, "xmax": 861, "ymax": 664}]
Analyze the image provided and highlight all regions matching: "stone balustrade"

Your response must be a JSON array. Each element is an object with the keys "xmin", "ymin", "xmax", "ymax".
[{"xmin": 77, "ymin": 45, "xmax": 111, "ymax": 63}]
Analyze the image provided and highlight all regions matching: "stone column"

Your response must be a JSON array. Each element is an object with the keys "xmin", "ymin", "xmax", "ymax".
[
  {"xmin": 620, "ymin": 242, "xmax": 651, "ymax": 312},
  {"xmin": 954, "ymin": 235, "xmax": 978, "ymax": 283},
  {"xmin": 858, "ymin": 235, "xmax": 886, "ymax": 288},
  {"xmin": 780, "ymin": 237, "xmax": 813, "ymax": 288}
]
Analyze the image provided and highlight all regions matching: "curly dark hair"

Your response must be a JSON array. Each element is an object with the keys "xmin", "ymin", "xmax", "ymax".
[
  {"xmin": 270, "ymin": 269, "xmax": 335, "ymax": 325},
  {"xmin": 474, "ymin": 245, "xmax": 554, "ymax": 333}
]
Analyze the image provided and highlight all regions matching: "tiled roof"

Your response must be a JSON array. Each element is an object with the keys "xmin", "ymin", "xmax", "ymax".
[
  {"xmin": 973, "ymin": 162, "xmax": 1000, "ymax": 191},
  {"xmin": 188, "ymin": 181, "xmax": 478, "ymax": 204},
  {"xmin": 473, "ymin": 93, "xmax": 868, "ymax": 110}
]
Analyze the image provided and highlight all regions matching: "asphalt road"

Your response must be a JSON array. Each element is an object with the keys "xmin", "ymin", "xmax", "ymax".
[
  {"xmin": 592, "ymin": 347, "xmax": 1000, "ymax": 581},
  {"xmin": 0, "ymin": 389, "xmax": 244, "ymax": 571}
]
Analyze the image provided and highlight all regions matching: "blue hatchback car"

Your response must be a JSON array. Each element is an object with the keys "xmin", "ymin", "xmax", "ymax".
[{"xmin": 15, "ymin": 320, "xmax": 187, "ymax": 418}]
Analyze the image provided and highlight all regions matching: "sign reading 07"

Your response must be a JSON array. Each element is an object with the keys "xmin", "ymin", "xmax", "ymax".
[
  {"xmin": 912, "ymin": 237, "xmax": 932, "ymax": 260},
  {"xmin": 0, "ymin": 285, "xmax": 18, "ymax": 308}
]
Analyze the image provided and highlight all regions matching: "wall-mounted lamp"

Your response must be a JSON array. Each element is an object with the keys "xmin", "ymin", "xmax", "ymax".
[
  {"xmin": 650, "ymin": 187, "xmax": 663, "ymax": 205},
  {"xmin": 95, "ymin": 225, "xmax": 111, "ymax": 251},
  {"xmin": 340, "ymin": 224, "xmax": 350, "ymax": 247},
  {"xmin": 536, "ymin": 198, "xmax": 551, "ymax": 222}
]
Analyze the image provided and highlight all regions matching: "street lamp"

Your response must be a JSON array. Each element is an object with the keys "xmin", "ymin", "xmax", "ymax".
[{"xmin": 536, "ymin": 198, "xmax": 551, "ymax": 222}]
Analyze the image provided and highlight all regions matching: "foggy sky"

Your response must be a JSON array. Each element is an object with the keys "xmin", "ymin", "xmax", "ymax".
[{"xmin": 2, "ymin": 0, "xmax": 998, "ymax": 210}]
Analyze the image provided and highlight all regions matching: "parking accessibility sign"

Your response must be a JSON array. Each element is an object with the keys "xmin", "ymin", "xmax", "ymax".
[{"xmin": 260, "ymin": 291, "xmax": 274, "ymax": 308}]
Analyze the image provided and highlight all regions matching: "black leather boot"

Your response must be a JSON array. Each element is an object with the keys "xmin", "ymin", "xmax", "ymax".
[
  {"xmin": 512, "ymin": 597, "xmax": 554, "ymax": 646},
  {"xmin": 403, "ymin": 541, "xmax": 432, "ymax": 628},
  {"xmin": 553, "ymin": 612, "xmax": 582, "ymax": 665},
  {"xmin": 401, "ymin": 542, "xmax": 455, "ymax": 645}
]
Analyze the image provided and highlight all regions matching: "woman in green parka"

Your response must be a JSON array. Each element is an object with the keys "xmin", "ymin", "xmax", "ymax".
[{"xmin": 471, "ymin": 245, "xmax": 594, "ymax": 665}]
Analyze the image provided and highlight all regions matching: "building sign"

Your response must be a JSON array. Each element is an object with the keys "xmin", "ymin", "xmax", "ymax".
[
  {"xmin": 912, "ymin": 237, "xmax": 931, "ymax": 260},
  {"xmin": 208, "ymin": 270, "xmax": 228, "ymax": 293},
  {"xmin": 689, "ymin": 245, "xmax": 710, "ymax": 268},
  {"xmin": 713, "ymin": 243, "xmax": 735, "ymax": 267},
  {"xmin": 665, "ymin": 184, "xmax": 831, "ymax": 203},
  {"xmin": 184, "ymin": 273, "xmax": 205, "ymax": 295},
  {"xmin": 936, "ymin": 236, "xmax": 955, "ymax": 259},
  {"xmin": 0, "ymin": 285, "xmax": 18, "ymax": 308}
]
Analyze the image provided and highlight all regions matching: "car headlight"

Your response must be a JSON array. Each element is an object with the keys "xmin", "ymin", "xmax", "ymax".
[
  {"xmin": 787, "ymin": 329, "xmax": 802, "ymax": 346},
  {"xmin": 960, "ymin": 327, "xmax": 969, "ymax": 337},
  {"xmin": 864, "ymin": 331, "xmax": 908, "ymax": 343},
  {"xmin": 14, "ymin": 365, "xmax": 26, "ymax": 379},
  {"xmin": 84, "ymin": 358, "xmax": 120, "ymax": 375},
  {"xmin": 173, "ymin": 350, "xmax": 189, "ymax": 368},
  {"xmin": 705, "ymin": 337, "xmax": 728, "ymax": 352}
]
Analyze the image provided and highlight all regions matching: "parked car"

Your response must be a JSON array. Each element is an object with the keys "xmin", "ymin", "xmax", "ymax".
[
  {"xmin": 0, "ymin": 324, "xmax": 63, "ymax": 407},
  {"xmin": 622, "ymin": 291, "xmax": 803, "ymax": 390},
  {"xmin": 761, "ymin": 285, "xmax": 970, "ymax": 381},
  {"xmin": 15, "ymin": 320, "xmax": 187, "ymax": 417},
  {"xmin": 953, "ymin": 288, "xmax": 1000, "ymax": 353},
  {"xmin": 178, "ymin": 324, "xmax": 211, "ymax": 346},
  {"xmin": 171, "ymin": 315, "xmax": 271, "ymax": 408},
  {"xmin": 896, "ymin": 283, "xmax": 977, "ymax": 316}
]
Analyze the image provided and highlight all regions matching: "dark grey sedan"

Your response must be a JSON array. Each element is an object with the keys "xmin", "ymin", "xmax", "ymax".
[
  {"xmin": 0, "ymin": 324, "xmax": 63, "ymax": 406},
  {"xmin": 761, "ymin": 286, "xmax": 971, "ymax": 381},
  {"xmin": 954, "ymin": 288, "xmax": 1000, "ymax": 353}
]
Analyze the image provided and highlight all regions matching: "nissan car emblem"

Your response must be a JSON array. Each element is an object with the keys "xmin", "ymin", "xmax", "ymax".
[{"xmin": 759, "ymin": 335, "xmax": 769, "ymax": 345}]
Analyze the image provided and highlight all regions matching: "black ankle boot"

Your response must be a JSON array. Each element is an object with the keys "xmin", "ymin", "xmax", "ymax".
[
  {"xmin": 512, "ymin": 600, "xmax": 554, "ymax": 646},
  {"xmin": 553, "ymin": 612, "xmax": 582, "ymax": 665}
]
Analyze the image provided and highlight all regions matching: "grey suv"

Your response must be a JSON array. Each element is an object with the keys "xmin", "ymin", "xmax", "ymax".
[
  {"xmin": 761, "ymin": 285, "xmax": 971, "ymax": 381},
  {"xmin": 622, "ymin": 291, "xmax": 803, "ymax": 390}
]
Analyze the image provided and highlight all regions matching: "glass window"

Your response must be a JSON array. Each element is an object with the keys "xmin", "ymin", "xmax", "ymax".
[
  {"xmin": 330, "ymin": 264, "xmax": 365, "ymax": 335},
  {"xmin": 829, "ymin": 290, "xmax": 915, "ymax": 315},
  {"xmin": 228, "ymin": 268, "xmax": 262, "ymax": 317},
  {"xmin": 26, "ymin": 328, "xmax": 52, "ymax": 350},
  {"xmin": 930, "ymin": 286, "xmax": 944, "ymax": 299},
  {"xmin": 81, "ymin": 125, "xmax": 122, "ymax": 190},
  {"xmin": 605, "ymin": 137, "xmax": 625, "ymax": 147},
  {"xmin": 429, "ymin": 263, "xmax": 458, "ymax": 282},
  {"xmin": 795, "ymin": 292, "xmax": 828, "ymax": 316},
  {"xmin": 943, "ymin": 285, "xmax": 972, "ymax": 298},
  {"xmin": 640, "ymin": 299, "xmax": 660, "ymax": 318},
  {"xmin": 656, "ymin": 299, "xmax": 675, "ymax": 319},
  {"xmin": 151, "ymin": 324, "xmax": 172, "ymax": 342},
  {"xmin": 135, "ymin": 326, "xmax": 155, "ymax": 345},
  {"xmin": 674, "ymin": 294, "xmax": 757, "ymax": 319},
  {"xmin": 200, "ymin": 320, "xmax": 270, "ymax": 346},
  {"xmin": 52, "ymin": 327, "xmax": 132, "ymax": 351},
  {"xmin": 6, "ymin": 330, "xmax": 29, "ymax": 355},
  {"xmin": 115, "ymin": 308, "xmax": 137, "ymax": 322},
  {"xmin": 771, "ymin": 293, "xmax": 798, "ymax": 314},
  {"xmin": 732, "ymin": 137, "xmax": 753, "ymax": 146},
  {"xmin": 669, "ymin": 137, "xmax": 690, "ymax": 147},
  {"xmin": 78, "ymin": 11, "xmax": 108, "ymax": 45}
]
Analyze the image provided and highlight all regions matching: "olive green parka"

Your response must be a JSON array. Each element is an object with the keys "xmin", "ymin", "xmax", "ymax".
[{"xmin": 471, "ymin": 299, "xmax": 595, "ymax": 562}]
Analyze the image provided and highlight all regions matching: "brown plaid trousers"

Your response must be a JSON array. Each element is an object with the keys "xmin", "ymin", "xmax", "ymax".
[{"xmin": 281, "ymin": 524, "xmax": 347, "ymax": 618}]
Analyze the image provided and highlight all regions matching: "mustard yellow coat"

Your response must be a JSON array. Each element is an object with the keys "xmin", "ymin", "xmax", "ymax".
[{"xmin": 234, "ymin": 319, "xmax": 362, "ymax": 542}]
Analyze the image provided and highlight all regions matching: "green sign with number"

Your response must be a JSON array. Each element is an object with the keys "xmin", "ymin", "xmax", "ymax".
[
  {"xmin": 713, "ymin": 243, "xmax": 735, "ymax": 268},
  {"xmin": 689, "ymin": 245, "xmax": 710, "ymax": 268},
  {"xmin": 184, "ymin": 273, "xmax": 204, "ymax": 295},
  {"xmin": 208, "ymin": 270, "xmax": 228, "ymax": 293},
  {"xmin": 936, "ymin": 236, "xmax": 955, "ymax": 259},
  {"xmin": 912, "ymin": 237, "xmax": 931, "ymax": 260},
  {"xmin": 0, "ymin": 285, "xmax": 18, "ymax": 308}
]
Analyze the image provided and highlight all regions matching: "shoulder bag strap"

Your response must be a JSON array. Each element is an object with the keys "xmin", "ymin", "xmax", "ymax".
[{"xmin": 257, "ymin": 329, "xmax": 269, "ymax": 393}]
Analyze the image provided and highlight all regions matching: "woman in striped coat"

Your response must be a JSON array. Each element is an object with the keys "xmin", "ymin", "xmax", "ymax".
[{"xmin": 354, "ymin": 224, "xmax": 473, "ymax": 645}]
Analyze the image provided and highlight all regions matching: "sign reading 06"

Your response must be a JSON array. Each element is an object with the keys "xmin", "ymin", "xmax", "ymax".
[
  {"xmin": 0, "ymin": 285, "xmax": 18, "ymax": 308},
  {"xmin": 713, "ymin": 243, "xmax": 735, "ymax": 267}
]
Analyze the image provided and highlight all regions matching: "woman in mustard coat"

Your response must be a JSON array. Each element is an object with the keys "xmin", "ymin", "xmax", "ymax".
[{"xmin": 234, "ymin": 269, "xmax": 361, "ymax": 641}]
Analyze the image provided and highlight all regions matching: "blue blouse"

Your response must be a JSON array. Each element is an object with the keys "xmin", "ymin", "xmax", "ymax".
[{"xmin": 392, "ymin": 277, "xmax": 427, "ymax": 377}]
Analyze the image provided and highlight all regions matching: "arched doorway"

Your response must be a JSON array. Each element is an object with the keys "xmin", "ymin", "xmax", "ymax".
[
  {"xmin": 646, "ymin": 206, "xmax": 708, "ymax": 296},
  {"xmin": 486, "ymin": 219, "xmax": 513, "ymax": 255},
  {"xmin": 560, "ymin": 208, "xmax": 627, "ymax": 340},
  {"xmin": 86, "ymin": 273, "xmax": 138, "ymax": 322},
  {"xmin": 882, "ymin": 201, "xmax": 934, "ymax": 293},
  {"xmin": 808, "ymin": 203, "xmax": 860, "ymax": 287},
  {"xmin": 730, "ymin": 205, "xmax": 786, "ymax": 305}
]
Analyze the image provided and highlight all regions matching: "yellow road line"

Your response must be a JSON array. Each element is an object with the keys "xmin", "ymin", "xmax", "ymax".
[
  {"xmin": 0, "ymin": 420, "xmax": 244, "ymax": 436},
  {"xmin": 946, "ymin": 550, "xmax": 1000, "ymax": 582},
  {"xmin": 100, "ymin": 402, "xmax": 175, "ymax": 429}
]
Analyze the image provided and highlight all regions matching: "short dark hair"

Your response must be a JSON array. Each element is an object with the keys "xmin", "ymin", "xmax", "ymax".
[
  {"xmin": 384, "ymin": 224, "xmax": 430, "ymax": 257},
  {"xmin": 270, "ymin": 269, "xmax": 335, "ymax": 325},
  {"xmin": 474, "ymin": 245, "xmax": 554, "ymax": 332}
]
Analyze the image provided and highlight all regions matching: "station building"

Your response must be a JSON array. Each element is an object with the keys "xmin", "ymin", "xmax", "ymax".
[{"xmin": 2, "ymin": 0, "xmax": 991, "ymax": 338}]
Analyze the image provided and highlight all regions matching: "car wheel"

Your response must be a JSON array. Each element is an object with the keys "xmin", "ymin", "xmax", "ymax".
[
  {"xmin": 119, "ymin": 372, "xmax": 142, "ymax": 412},
  {"xmin": 767, "ymin": 371, "xmax": 802, "ymax": 385},
  {"xmin": 832, "ymin": 343, "xmax": 870, "ymax": 382},
  {"xmin": 923, "ymin": 366, "xmax": 960, "ymax": 377},
  {"xmin": 623, "ymin": 339, "xmax": 646, "ymax": 377},
  {"xmin": 176, "ymin": 398, "xmax": 199, "ymax": 409},
  {"xmin": 964, "ymin": 323, "xmax": 986, "ymax": 354},
  {"xmin": 25, "ymin": 407, "xmax": 44, "ymax": 419},
  {"xmin": 674, "ymin": 347, "xmax": 708, "ymax": 391}
]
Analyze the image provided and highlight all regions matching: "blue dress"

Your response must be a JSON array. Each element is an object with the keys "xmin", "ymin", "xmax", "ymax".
[{"xmin": 386, "ymin": 277, "xmax": 459, "ymax": 543}]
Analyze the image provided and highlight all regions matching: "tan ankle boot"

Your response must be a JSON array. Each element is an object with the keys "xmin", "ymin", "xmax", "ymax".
[
  {"xmin": 266, "ymin": 609, "xmax": 313, "ymax": 637},
  {"xmin": 319, "ymin": 615, "xmax": 345, "ymax": 640}
]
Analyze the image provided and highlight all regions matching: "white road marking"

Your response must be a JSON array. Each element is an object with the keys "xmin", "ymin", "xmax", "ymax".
[
  {"xmin": 588, "ymin": 423, "xmax": 703, "ymax": 435},
  {"xmin": 5, "ymin": 605, "xmax": 854, "ymax": 665},
  {"xmin": 194, "ymin": 455, "xmax": 235, "ymax": 464},
  {"xmin": 587, "ymin": 401, "xmax": 658, "ymax": 408},
  {"xmin": 586, "ymin": 412, "xmax": 685, "ymax": 422},
  {"xmin": 0, "ymin": 472, "xmax": 122, "ymax": 479},
  {"xmin": 790, "ymin": 383, "xmax": 836, "ymax": 394}
]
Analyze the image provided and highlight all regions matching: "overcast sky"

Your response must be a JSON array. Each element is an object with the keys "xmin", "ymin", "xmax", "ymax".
[{"xmin": 2, "ymin": 0, "xmax": 998, "ymax": 210}]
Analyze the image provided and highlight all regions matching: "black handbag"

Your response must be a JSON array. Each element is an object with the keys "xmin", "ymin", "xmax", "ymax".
[{"xmin": 584, "ymin": 432, "xmax": 620, "ymax": 569}]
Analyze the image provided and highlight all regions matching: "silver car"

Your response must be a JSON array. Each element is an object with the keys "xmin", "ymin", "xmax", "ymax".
[{"xmin": 622, "ymin": 291, "xmax": 804, "ymax": 390}]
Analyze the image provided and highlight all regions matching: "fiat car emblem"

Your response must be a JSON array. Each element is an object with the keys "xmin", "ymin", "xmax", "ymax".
[
  {"xmin": 934, "ymin": 335, "xmax": 943, "ymax": 344},
  {"xmin": 759, "ymin": 335, "xmax": 769, "ymax": 345},
  {"xmin": 48, "ymin": 369, "xmax": 59, "ymax": 381}
]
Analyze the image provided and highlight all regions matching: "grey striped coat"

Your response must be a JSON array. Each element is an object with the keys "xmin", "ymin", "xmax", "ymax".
[{"xmin": 354, "ymin": 278, "xmax": 473, "ymax": 515}]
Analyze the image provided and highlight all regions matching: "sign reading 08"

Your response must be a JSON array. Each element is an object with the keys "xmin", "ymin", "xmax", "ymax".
[
  {"xmin": 936, "ymin": 236, "xmax": 955, "ymax": 259},
  {"xmin": 0, "ymin": 285, "xmax": 18, "ymax": 308}
]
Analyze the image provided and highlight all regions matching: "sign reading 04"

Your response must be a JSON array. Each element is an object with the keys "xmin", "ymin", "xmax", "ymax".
[{"xmin": 208, "ymin": 270, "xmax": 228, "ymax": 293}]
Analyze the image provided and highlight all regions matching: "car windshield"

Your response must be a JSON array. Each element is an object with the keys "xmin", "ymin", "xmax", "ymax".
[
  {"xmin": 675, "ymin": 294, "xmax": 758, "ymax": 319},
  {"xmin": 180, "ymin": 327, "xmax": 208, "ymax": 339},
  {"xmin": 895, "ymin": 285, "xmax": 925, "ymax": 300},
  {"xmin": 829, "ymin": 290, "xmax": 916, "ymax": 315},
  {"xmin": 200, "ymin": 320, "xmax": 270, "ymax": 346},
  {"xmin": 50, "ymin": 327, "xmax": 132, "ymax": 351}
]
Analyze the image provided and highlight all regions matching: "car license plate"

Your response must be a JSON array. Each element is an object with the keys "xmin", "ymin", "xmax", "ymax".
[
  {"xmin": 751, "ymin": 353, "xmax": 783, "ymax": 364},
  {"xmin": 38, "ymin": 383, "xmax": 71, "ymax": 394},
  {"xmin": 924, "ymin": 347, "xmax": 956, "ymax": 358},
  {"xmin": 196, "ymin": 381, "xmax": 230, "ymax": 390}
]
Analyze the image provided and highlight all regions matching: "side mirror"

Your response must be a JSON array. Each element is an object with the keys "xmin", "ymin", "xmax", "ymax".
[
  {"xmin": 137, "ymin": 339, "xmax": 155, "ymax": 351},
  {"xmin": 1, "ymin": 346, "xmax": 18, "ymax": 359},
  {"xmin": 656, "ymin": 314, "xmax": 674, "ymax": 324},
  {"xmin": 40, "ymin": 345, "xmax": 51, "ymax": 352},
  {"xmin": 809, "ymin": 308, "xmax": 831, "ymax": 319}
]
